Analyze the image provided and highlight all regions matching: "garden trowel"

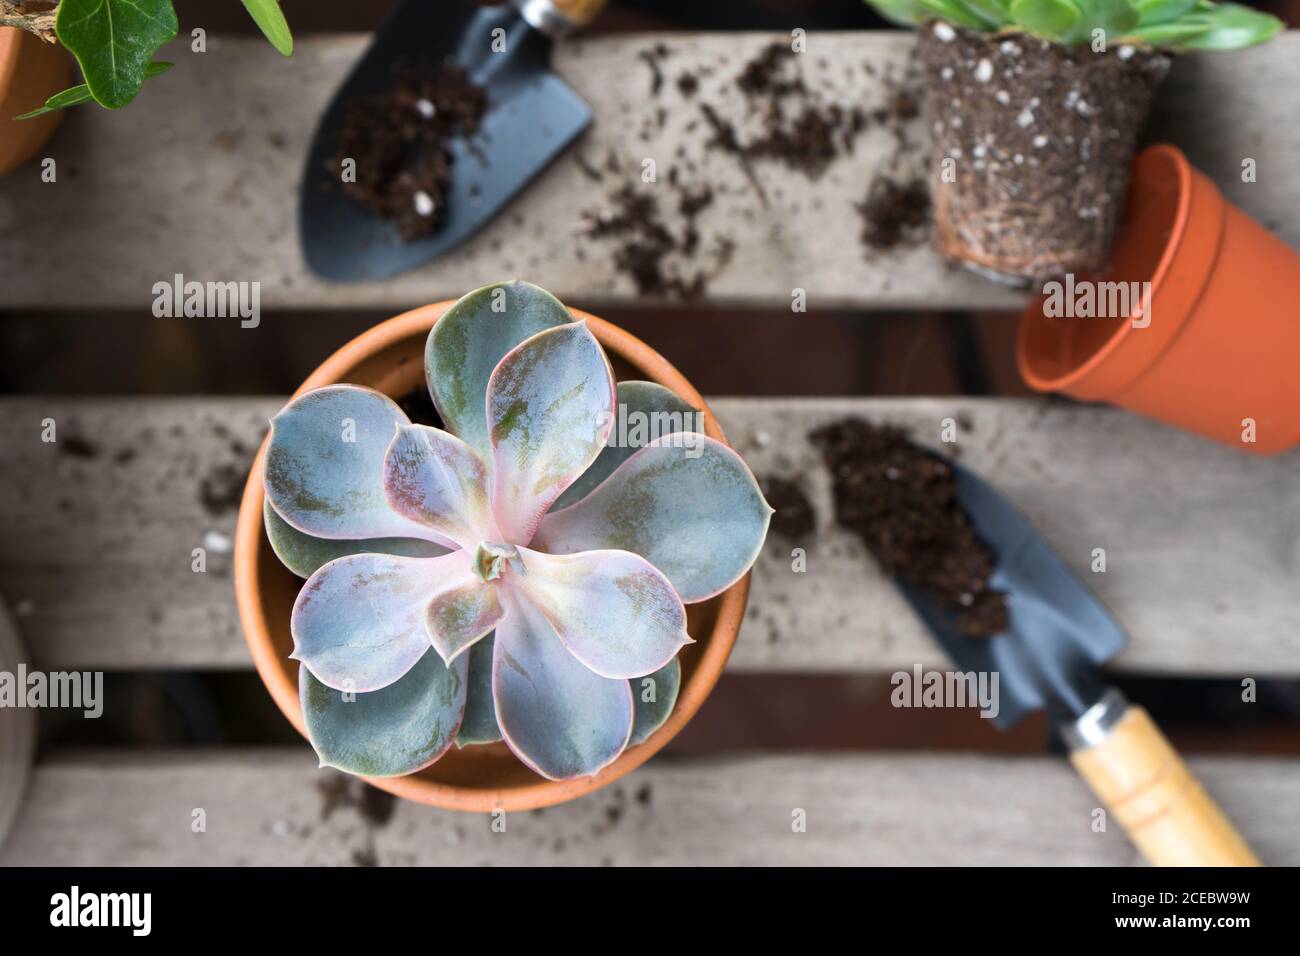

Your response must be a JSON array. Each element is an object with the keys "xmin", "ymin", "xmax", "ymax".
[
  {"xmin": 896, "ymin": 462, "xmax": 1260, "ymax": 867},
  {"xmin": 300, "ymin": 0, "xmax": 606, "ymax": 281}
]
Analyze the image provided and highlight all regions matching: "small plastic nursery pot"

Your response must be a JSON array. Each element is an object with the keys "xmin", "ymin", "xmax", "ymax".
[
  {"xmin": 0, "ymin": 27, "xmax": 71, "ymax": 176},
  {"xmin": 235, "ymin": 302, "xmax": 751, "ymax": 811},
  {"xmin": 918, "ymin": 22, "xmax": 1169, "ymax": 283},
  {"xmin": 1019, "ymin": 144, "xmax": 1300, "ymax": 454}
]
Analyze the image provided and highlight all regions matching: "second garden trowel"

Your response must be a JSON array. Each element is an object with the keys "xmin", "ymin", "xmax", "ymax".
[
  {"xmin": 896, "ymin": 461, "xmax": 1259, "ymax": 866},
  {"xmin": 300, "ymin": 0, "xmax": 606, "ymax": 281}
]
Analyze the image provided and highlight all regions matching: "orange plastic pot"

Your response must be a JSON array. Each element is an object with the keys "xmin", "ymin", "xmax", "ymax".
[
  {"xmin": 1019, "ymin": 144, "xmax": 1300, "ymax": 454},
  {"xmin": 235, "ymin": 302, "xmax": 751, "ymax": 811},
  {"xmin": 0, "ymin": 27, "xmax": 71, "ymax": 176}
]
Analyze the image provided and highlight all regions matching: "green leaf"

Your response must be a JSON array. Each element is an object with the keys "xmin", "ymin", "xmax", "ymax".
[
  {"xmin": 1133, "ymin": 0, "xmax": 1198, "ymax": 24},
  {"xmin": 55, "ymin": 0, "xmax": 178, "ymax": 110},
  {"xmin": 1128, "ymin": 16, "xmax": 1214, "ymax": 43},
  {"xmin": 241, "ymin": 0, "xmax": 293, "ymax": 56},
  {"xmin": 15, "ymin": 61, "xmax": 172, "ymax": 120},
  {"xmin": 1010, "ymin": 0, "xmax": 1083, "ymax": 40},
  {"xmin": 1078, "ymin": 0, "xmax": 1140, "ymax": 39},
  {"xmin": 865, "ymin": 0, "xmax": 933, "ymax": 27},
  {"xmin": 916, "ymin": 0, "xmax": 993, "ymax": 29},
  {"xmin": 962, "ymin": 0, "xmax": 1013, "ymax": 27},
  {"xmin": 1173, "ymin": 2, "xmax": 1282, "ymax": 50}
]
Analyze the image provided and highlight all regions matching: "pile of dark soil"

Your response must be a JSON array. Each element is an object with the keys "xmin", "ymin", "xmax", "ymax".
[
  {"xmin": 333, "ymin": 63, "xmax": 487, "ymax": 241},
  {"xmin": 723, "ymin": 42, "xmax": 867, "ymax": 179},
  {"xmin": 858, "ymin": 175, "xmax": 930, "ymax": 251},
  {"xmin": 583, "ymin": 182, "xmax": 734, "ymax": 300},
  {"xmin": 810, "ymin": 418, "xmax": 1008, "ymax": 637},
  {"xmin": 762, "ymin": 476, "xmax": 816, "ymax": 541}
]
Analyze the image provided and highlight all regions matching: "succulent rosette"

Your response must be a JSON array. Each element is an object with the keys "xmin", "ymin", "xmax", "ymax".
[{"xmin": 262, "ymin": 282, "xmax": 771, "ymax": 781}]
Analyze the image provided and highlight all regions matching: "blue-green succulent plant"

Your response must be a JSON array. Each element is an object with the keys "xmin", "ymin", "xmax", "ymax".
[
  {"xmin": 866, "ymin": 0, "xmax": 1282, "ymax": 50},
  {"xmin": 263, "ymin": 281, "xmax": 771, "ymax": 781}
]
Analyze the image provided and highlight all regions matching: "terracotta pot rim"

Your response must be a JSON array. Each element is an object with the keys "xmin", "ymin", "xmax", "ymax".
[
  {"xmin": 235, "ymin": 300, "xmax": 751, "ymax": 812},
  {"xmin": 1017, "ymin": 144, "xmax": 1220, "ymax": 396}
]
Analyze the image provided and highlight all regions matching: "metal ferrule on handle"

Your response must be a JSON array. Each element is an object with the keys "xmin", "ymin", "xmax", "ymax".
[
  {"xmin": 511, "ymin": 0, "xmax": 608, "ymax": 37},
  {"xmin": 1064, "ymin": 689, "xmax": 1260, "ymax": 867}
]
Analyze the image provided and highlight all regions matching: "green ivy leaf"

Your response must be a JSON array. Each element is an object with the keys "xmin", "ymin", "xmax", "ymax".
[
  {"xmin": 1174, "ymin": 2, "xmax": 1282, "ymax": 50},
  {"xmin": 55, "ymin": 0, "xmax": 178, "ymax": 110},
  {"xmin": 241, "ymin": 0, "xmax": 294, "ymax": 57},
  {"xmin": 14, "ymin": 60, "xmax": 174, "ymax": 120},
  {"xmin": 1009, "ymin": 0, "xmax": 1083, "ymax": 40}
]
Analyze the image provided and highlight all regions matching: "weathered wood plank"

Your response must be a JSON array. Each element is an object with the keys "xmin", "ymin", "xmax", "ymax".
[
  {"xmin": 1, "ymin": 397, "xmax": 1297, "ymax": 674},
  {"xmin": 0, "ymin": 32, "xmax": 1296, "ymax": 310},
  {"xmin": 2, "ymin": 750, "xmax": 1295, "ymax": 865}
]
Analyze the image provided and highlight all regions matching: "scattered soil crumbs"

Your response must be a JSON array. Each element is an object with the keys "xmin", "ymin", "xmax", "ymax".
[
  {"xmin": 810, "ymin": 418, "xmax": 1008, "ymax": 637},
  {"xmin": 762, "ymin": 476, "xmax": 816, "ymax": 541},
  {"xmin": 584, "ymin": 183, "xmax": 734, "ymax": 300},
  {"xmin": 334, "ymin": 63, "xmax": 487, "ymax": 240},
  {"xmin": 724, "ymin": 42, "xmax": 867, "ymax": 179},
  {"xmin": 858, "ymin": 176, "xmax": 930, "ymax": 251},
  {"xmin": 584, "ymin": 42, "xmax": 925, "ymax": 299},
  {"xmin": 317, "ymin": 773, "xmax": 396, "ymax": 867},
  {"xmin": 396, "ymin": 387, "xmax": 443, "ymax": 428}
]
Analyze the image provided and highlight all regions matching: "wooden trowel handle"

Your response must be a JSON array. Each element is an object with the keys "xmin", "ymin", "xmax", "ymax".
[
  {"xmin": 515, "ymin": 0, "xmax": 609, "ymax": 33},
  {"xmin": 549, "ymin": 0, "xmax": 609, "ymax": 27},
  {"xmin": 1067, "ymin": 695, "xmax": 1259, "ymax": 867}
]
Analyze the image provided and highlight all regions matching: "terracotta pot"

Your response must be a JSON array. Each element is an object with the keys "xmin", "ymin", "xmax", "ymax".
[
  {"xmin": 235, "ymin": 302, "xmax": 751, "ymax": 811},
  {"xmin": 918, "ymin": 23, "xmax": 1168, "ymax": 284},
  {"xmin": 1019, "ymin": 144, "xmax": 1300, "ymax": 454},
  {"xmin": 0, "ymin": 27, "xmax": 71, "ymax": 176}
]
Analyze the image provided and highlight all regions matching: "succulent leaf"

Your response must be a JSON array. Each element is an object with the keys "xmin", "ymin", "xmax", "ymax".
[
  {"xmin": 962, "ymin": 0, "xmax": 1014, "ymax": 26},
  {"xmin": 425, "ymin": 575, "xmax": 503, "ymax": 665},
  {"xmin": 1128, "ymin": 15, "xmax": 1214, "ymax": 41},
  {"xmin": 1009, "ymin": 0, "xmax": 1084, "ymax": 40},
  {"xmin": 300, "ymin": 647, "xmax": 468, "ymax": 777},
  {"xmin": 552, "ymin": 381, "xmax": 703, "ymax": 511},
  {"xmin": 512, "ymin": 546, "xmax": 692, "ymax": 680},
  {"xmin": 291, "ymin": 551, "xmax": 476, "ymax": 693},
  {"xmin": 382, "ymin": 424, "xmax": 500, "ymax": 552},
  {"xmin": 1133, "ymin": 0, "xmax": 1198, "ymax": 23},
  {"xmin": 455, "ymin": 634, "xmax": 503, "ymax": 746},
  {"xmin": 425, "ymin": 281, "xmax": 575, "ymax": 461},
  {"xmin": 263, "ymin": 499, "xmax": 446, "ymax": 579},
  {"xmin": 630, "ymin": 656, "xmax": 682, "ymax": 746},
  {"xmin": 266, "ymin": 386, "xmax": 451, "ymax": 546},
  {"xmin": 534, "ymin": 436, "xmax": 772, "ymax": 604},
  {"xmin": 1173, "ymin": 2, "xmax": 1281, "ymax": 50},
  {"xmin": 1077, "ymin": 0, "xmax": 1140, "ymax": 38},
  {"xmin": 492, "ymin": 597, "xmax": 634, "ymax": 780},
  {"xmin": 487, "ymin": 323, "xmax": 617, "ymax": 545},
  {"xmin": 916, "ymin": 0, "xmax": 995, "ymax": 29}
]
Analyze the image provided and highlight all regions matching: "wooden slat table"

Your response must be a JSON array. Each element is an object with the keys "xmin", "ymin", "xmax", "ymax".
[
  {"xmin": 1, "ymin": 31, "xmax": 1297, "ymax": 866},
  {"xmin": 0, "ymin": 33, "xmax": 1297, "ymax": 310},
  {"xmin": 1, "ymin": 395, "xmax": 1297, "ymax": 865}
]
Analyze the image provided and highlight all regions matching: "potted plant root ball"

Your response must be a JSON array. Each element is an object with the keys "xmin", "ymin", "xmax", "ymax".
[
  {"xmin": 235, "ymin": 281, "xmax": 772, "ymax": 811},
  {"xmin": 864, "ymin": 0, "xmax": 1282, "ymax": 283}
]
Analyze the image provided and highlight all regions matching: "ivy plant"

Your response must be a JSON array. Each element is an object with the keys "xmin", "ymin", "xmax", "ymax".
[
  {"xmin": 865, "ymin": 0, "xmax": 1282, "ymax": 49},
  {"xmin": 9, "ymin": 0, "xmax": 293, "ymax": 120}
]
